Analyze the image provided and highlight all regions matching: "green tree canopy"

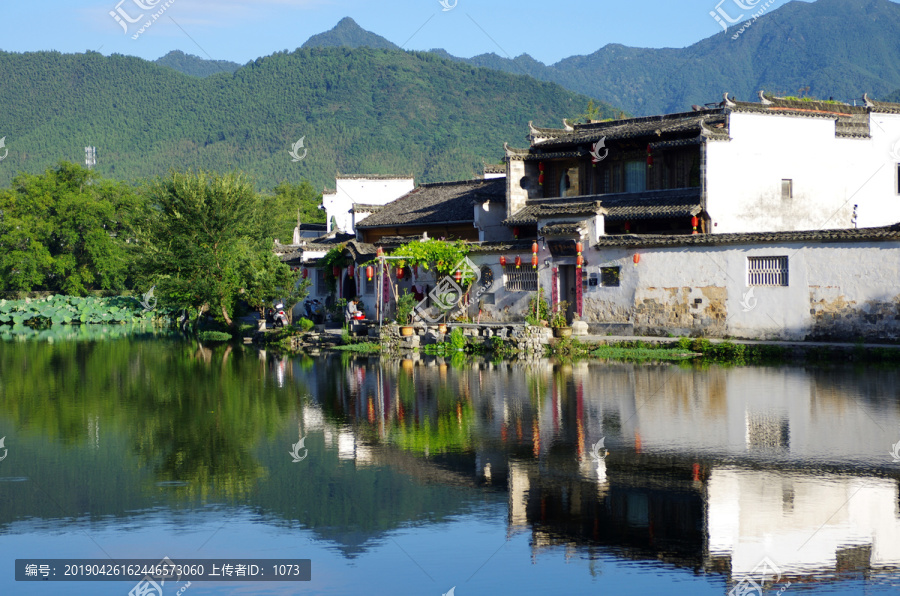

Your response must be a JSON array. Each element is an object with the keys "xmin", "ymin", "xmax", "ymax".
[
  {"xmin": 0, "ymin": 161, "xmax": 142, "ymax": 295},
  {"xmin": 137, "ymin": 170, "xmax": 303, "ymax": 325},
  {"xmin": 264, "ymin": 179, "xmax": 325, "ymax": 243}
]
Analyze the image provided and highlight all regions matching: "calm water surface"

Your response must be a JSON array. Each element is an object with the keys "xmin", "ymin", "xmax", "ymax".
[{"xmin": 1, "ymin": 336, "xmax": 900, "ymax": 595}]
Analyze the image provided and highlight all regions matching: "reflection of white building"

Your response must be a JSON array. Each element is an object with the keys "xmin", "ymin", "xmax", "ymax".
[
  {"xmin": 708, "ymin": 467, "xmax": 900, "ymax": 576},
  {"xmin": 322, "ymin": 175, "xmax": 414, "ymax": 234}
]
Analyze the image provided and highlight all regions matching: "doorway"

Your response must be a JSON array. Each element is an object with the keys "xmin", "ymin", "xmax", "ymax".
[{"xmin": 558, "ymin": 265, "xmax": 577, "ymax": 325}]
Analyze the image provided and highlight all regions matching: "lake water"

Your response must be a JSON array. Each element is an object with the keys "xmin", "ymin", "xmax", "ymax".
[{"xmin": 1, "ymin": 336, "xmax": 900, "ymax": 595}]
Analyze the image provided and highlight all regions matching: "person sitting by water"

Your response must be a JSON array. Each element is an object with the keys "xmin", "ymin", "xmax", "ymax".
[{"xmin": 344, "ymin": 297, "xmax": 360, "ymax": 323}]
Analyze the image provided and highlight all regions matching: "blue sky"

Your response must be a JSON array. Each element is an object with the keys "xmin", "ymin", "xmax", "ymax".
[{"xmin": 0, "ymin": 0, "xmax": 826, "ymax": 66}]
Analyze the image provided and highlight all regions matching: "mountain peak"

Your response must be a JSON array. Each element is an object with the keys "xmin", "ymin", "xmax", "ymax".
[{"xmin": 302, "ymin": 17, "xmax": 400, "ymax": 51}]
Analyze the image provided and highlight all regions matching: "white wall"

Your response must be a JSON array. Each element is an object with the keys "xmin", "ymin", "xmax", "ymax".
[
  {"xmin": 708, "ymin": 468, "xmax": 900, "ymax": 576},
  {"xmin": 471, "ymin": 236, "xmax": 900, "ymax": 340},
  {"xmin": 706, "ymin": 111, "xmax": 900, "ymax": 233},
  {"xmin": 323, "ymin": 177, "xmax": 414, "ymax": 233}
]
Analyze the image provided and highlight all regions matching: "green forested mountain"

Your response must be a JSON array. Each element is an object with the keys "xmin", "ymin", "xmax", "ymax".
[
  {"xmin": 0, "ymin": 47, "xmax": 611, "ymax": 190},
  {"xmin": 154, "ymin": 50, "xmax": 242, "ymax": 77},
  {"xmin": 453, "ymin": 0, "xmax": 900, "ymax": 115}
]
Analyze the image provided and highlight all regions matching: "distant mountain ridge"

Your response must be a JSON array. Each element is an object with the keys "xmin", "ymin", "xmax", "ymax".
[{"xmin": 296, "ymin": 2, "xmax": 900, "ymax": 115}]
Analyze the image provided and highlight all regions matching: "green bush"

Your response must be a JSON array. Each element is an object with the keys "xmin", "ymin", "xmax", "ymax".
[
  {"xmin": 449, "ymin": 327, "xmax": 466, "ymax": 350},
  {"xmin": 526, "ymin": 289, "xmax": 550, "ymax": 326},
  {"xmin": 297, "ymin": 317, "xmax": 314, "ymax": 332},
  {"xmin": 199, "ymin": 331, "xmax": 231, "ymax": 342}
]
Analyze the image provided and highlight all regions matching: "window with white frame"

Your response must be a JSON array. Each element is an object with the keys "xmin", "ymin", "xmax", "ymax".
[
  {"xmin": 747, "ymin": 256, "xmax": 788, "ymax": 287},
  {"xmin": 504, "ymin": 264, "xmax": 538, "ymax": 291}
]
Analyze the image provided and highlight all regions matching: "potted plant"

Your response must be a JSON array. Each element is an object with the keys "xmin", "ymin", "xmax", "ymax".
[
  {"xmin": 550, "ymin": 301, "xmax": 572, "ymax": 338},
  {"xmin": 395, "ymin": 291, "xmax": 418, "ymax": 336}
]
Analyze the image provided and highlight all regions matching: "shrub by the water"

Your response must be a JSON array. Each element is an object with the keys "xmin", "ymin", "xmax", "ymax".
[{"xmin": 198, "ymin": 331, "xmax": 231, "ymax": 343}]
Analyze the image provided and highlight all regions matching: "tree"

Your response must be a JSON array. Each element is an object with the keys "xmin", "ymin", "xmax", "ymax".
[
  {"xmin": 265, "ymin": 180, "xmax": 325, "ymax": 243},
  {"xmin": 137, "ymin": 170, "xmax": 303, "ymax": 326},
  {"xmin": 0, "ymin": 162, "xmax": 141, "ymax": 295}
]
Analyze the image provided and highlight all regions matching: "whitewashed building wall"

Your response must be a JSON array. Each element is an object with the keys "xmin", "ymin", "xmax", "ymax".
[{"xmin": 706, "ymin": 111, "xmax": 900, "ymax": 233}]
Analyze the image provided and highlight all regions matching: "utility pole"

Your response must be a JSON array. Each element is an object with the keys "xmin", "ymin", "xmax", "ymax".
[{"xmin": 84, "ymin": 146, "xmax": 97, "ymax": 170}]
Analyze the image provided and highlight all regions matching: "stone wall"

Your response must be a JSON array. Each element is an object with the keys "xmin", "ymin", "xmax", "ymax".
[
  {"xmin": 377, "ymin": 324, "xmax": 552, "ymax": 354},
  {"xmin": 633, "ymin": 286, "xmax": 727, "ymax": 337},
  {"xmin": 807, "ymin": 289, "xmax": 900, "ymax": 342},
  {"xmin": 468, "ymin": 237, "xmax": 900, "ymax": 341}
]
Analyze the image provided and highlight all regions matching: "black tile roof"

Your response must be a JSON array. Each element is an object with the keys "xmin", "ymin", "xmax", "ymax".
[
  {"xmin": 468, "ymin": 239, "xmax": 543, "ymax": 254},
  {"xmin": 528, "ymin": 112, "xmax": 730, "ymax": 152},
  {"xmin": 506, "ymin": 188, "xmax": 703, "ymax": 225},
  {"xmin": 511, "ymin": 92, "xmax": 900, "ymax": 156},
  {"xmin": 336, "ymin": 174, "xmax": 414, "ymax": 180},
  {"xmin": 541, "ymin": 221, "xmax": 586, "ymax": 236},
  {"xmin": 506, "ymin": 201, "xmax": 602, "ymax": 225},
  {"xmin": 351, "ymin": 203, "xmax": 385, "ymax": 214},
  {"xmin": 356, "ymin": 178, "xmax": 505, "ymax": 229},
  {"xmin": 592, "ymin": 223, "xmax": 900, "ymax": 249}
]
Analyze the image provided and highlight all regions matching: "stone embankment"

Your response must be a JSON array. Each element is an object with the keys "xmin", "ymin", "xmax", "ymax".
[{"xmin": 375, "ymin": 323, "xmax": 552, "ymax": 354}]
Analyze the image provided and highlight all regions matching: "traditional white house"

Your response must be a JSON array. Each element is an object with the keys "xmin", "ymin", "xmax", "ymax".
[
  {"xmin": 504, "ymin": 92, "xmax": 900, "ymax": 242},
  {"xmin": 322, "ymin": 175, "xmax": 415, "ymax": 234}
]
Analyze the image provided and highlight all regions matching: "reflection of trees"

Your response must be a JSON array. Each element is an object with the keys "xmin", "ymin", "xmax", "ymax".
[{"xmin": 0, "ymin": 339, "xmax": 296, "ymax": 501}]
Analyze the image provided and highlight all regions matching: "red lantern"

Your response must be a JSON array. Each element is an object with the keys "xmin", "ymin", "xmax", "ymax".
[
  {"xmin": 500, "ymin": 256, "xmax": 507, "ymax": 267},
  {"xmin": 538, "ymin": 173, "xmax": 545, "ymax": 184},
  {"xmin": 624, "ymin": 221, "xmax": 631, "ymax": 232},
  {"xmin": 532, "ymin": 254, "xmax": 538, "ymax": 269},
  {"xmin": 513, "ymin": 227, "xmax": 520, "ymax": 239},
  {"xmin": 575, "ymin": 241, "xmax": 583, "ymax": 254},
  {"xmin": 454, "ymin": 270, "xmax": 462, "ymax": 284},
  {"xmin": 332, "ymin": 266, "xmax": 340, "ymax": 277},
  {"xmin": 366, "ymin": 266, "xmax": 374, "ymax": 281},
  {"xmin": 347, "ymin": 265, "xmax": 354, "ymax": 278},
  {"xmin": 691, "ymin": 216, "xmax": 699, "ymax": 235},
  {"xmin": 647, "ymin": 144, "xmax": 653, "ymax": 168},
  {"xmin": 302, "ymin": 268, "xmax": 308, "ymax": 279},
  {"xmin": 376, "ymin": 247, "xmax": 384, "ymax": 258},
  {"xmin": 633, "ymin": 253, "xmax": 641, "ymax": 265},
  {"xmin": 515, "ymin": 256, "xmax": 522, "ymax": 269},
  {"xmin": 576, "ymin": 254, "xmax": 584, "ymax": 268},
  {"xmin": 538, "ymin": 162, "xmax": 545, "ymax": 171},
  {"xmin": 532, "ymin": 241, "xmax": 539, "ymax": 254},
  {"xmin": 396, "ymin": 267, "xmax": 404, "ymax": 279}
]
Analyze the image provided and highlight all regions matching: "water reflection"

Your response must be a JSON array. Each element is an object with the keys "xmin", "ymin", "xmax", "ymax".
[
  {"xmin": 1, "ymin": 339, "xmax": 899, "ymax": 593},
  {"xmin": 292, "ymin": 354, "xmax": 900, "ymax": 585}
]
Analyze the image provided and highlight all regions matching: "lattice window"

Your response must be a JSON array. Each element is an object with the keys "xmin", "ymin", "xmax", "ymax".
[
  {"xmin": 316, "ymin": 269, "xmax": 327, "ymax": 294},
  {"xmin": 504, "ymin": 264, "xmax": 538, "ymax": 292},
  {"xmin": 747, "ymin": 256, "xmax": 788, "ymax": 287},
  {"xmin": 746, "ymin": 411, "xmax": 789, "ymax": 450}
]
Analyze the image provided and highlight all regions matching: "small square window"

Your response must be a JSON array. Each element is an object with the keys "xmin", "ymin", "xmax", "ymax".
[
  {"xmin": 504, "ymin": 265, "xmax": 537, "ymax": 292},
  {"xmin": 747, "ymin": 256, "xmax": 788, "ymax": 287},
  {"xmin": 600, "ymin": 267, "xmax": 621, "ymax": 287},
  {"xmin": 781, "ymin": 179, "xmax": 793, "ymax": 200}
]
